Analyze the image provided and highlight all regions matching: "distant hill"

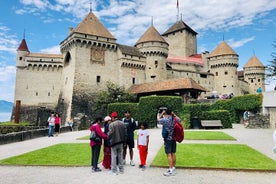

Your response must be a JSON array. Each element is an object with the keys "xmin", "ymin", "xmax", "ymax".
[{"xmin": 0, "ymin": 100, "xmax": 13, "ymax": 112}]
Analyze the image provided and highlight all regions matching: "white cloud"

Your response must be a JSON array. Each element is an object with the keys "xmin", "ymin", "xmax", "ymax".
[
  {"xmin": 0, "ymin": 25, "xmax": 18, "ymax": 54},
  {"xmin": 0, "ymin": 65, "xmax": 16, "ymax": 101},
  {"xmin": 227, "ymin": 37, "xmax": 256, "ymax": 48}
]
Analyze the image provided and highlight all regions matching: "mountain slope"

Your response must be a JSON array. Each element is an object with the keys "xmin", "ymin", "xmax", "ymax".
[{"xmin": 0, "ymin": 100, "xmax": 13, "ymax": 112}]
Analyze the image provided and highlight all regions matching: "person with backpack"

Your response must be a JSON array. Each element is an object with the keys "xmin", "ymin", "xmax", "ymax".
[
  {"xmin": 157, "ymin": 108, "xmax": 180, "ymax": 176},
  {"xmin": 122, "ymin": 110, "xmax": 136, "ymax": 166}
]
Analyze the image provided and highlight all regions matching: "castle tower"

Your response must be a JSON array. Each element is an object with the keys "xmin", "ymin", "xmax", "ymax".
[
  {"xmin": 59, "ymin": 11, "xmax": 117, "ymax": 118},
  {"xmin": 16, "ymin": 38, "xmax": 30, "ymax": 67},
  {"xmin": 207, "ymin": 41, "xmax": 239, "ymax": 95},
  {"xmin": 243, "ymin": 55, "xmax": 265, "ymax": 94},
  {"xmin": 162, "ymin": 20, "xmax": 197, "ymax": 57},
  {"xmin": 135, "ymin": 25, "xmax": 168, "ymax": 83}
]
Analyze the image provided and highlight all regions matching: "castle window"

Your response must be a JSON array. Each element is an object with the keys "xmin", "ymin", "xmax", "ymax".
[
  {"xmin": 132, "ymin": 78, "xmax": 135, "ymax": 84},
  {"xmin": 251, "ymin": 79, "xmax": 254, "ymax": 83},
  {"xmin": 36, "ymin": 92, "xmax": 38, "ymax": 96},
  {"xmin": 48, "ymin": 92, "xmax": 50, "ymax": 96},
  {"xmin": 200, "ymin": 74, "xmax": 207, "ymax": 78},
  {"xmin": 150, "ymin": 75, "xmax": 156, "ymax": 79},
  {"xmin": 224, "ymin": 71, "xmax": 228, "ymax": 75},
  {"xmin": 155, "ymin": 60, "xmax": 158, "ymax": 68},
  {"xmin": 258, "ymin": 79, "xmax": 260, "ymax": 82},
  {"xmin": 96, "ymin": 76, "xmax": 101, "ymax": 83},
  {"xmin": 216, "ymin": 72, "xmax": 218, "ymax": 76},
  {"xmin": 19, "ymin": 57, "xmax": 22, "ymax": 60}
]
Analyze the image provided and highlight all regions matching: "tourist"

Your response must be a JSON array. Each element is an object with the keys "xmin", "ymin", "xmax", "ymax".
[
  {"xmin": 243, "ymin": 110, "xmax": 249, "ymax": 128},
  {"xmin": 54, "ymin": 113, "xmax": 61, "ymax": 136},
  {"xmin": 90, "ymin": 117, "xmax": 108, "ymax": 173},
  {"xmin": 102, "ymin": 116, "xmax": 112, "ymax": 170},
  {"xmin": 47, "ymin": 113, "xmax": 55, "ymax": 137},
  {"xmin": 157, "ymin": 109, "xmax": 180, "ymax": 176},
  {"xmin": 108, "ymin": 112, "xmax": 127, "ymax": 175},
  {"xmin": 273, "ymin": 128, "xmax": 276, "ymax": 153},
  {"xmin": 137, "ymin": 122, "xmax": 149, "ymax": 170},
  {"xmin": 122, "ymin": 110, "xmax": 136, "ymax": 166}
]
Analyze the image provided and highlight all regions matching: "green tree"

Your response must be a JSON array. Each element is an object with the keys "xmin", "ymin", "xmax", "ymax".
[
  {"xmin": 266, "ymin": 42, "xmax": 276, "ymax": 78},
  {"xmin": 94, "ymin": 81, "xmax": 137, "ymax": 114}
]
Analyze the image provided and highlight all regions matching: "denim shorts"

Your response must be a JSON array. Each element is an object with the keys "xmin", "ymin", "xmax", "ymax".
[{"xmin": 164, "ymin": 139, "xmax": 176, "ymax": 154}]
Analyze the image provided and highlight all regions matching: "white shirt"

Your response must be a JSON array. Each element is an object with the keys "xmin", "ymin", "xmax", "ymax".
[{"xmin": 137, "ymin": 129, "xmax": 149, "ymax": 146}]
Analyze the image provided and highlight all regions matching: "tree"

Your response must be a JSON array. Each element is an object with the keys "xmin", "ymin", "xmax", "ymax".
[
  {"xmin": 266, "ymin": 42, "xmax": 276, "ymax": 78},
  {"xmin": 94, "ymin": 81, "xmax": 137, "ymax": 114}
]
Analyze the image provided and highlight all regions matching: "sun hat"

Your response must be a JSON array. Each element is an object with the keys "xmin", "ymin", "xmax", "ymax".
[{"xmin": 104, "ymin": 116, "xmax": 111, "ymax": 121}]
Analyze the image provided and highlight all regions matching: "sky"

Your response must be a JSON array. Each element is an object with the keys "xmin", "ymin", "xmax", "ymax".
[{"xmin": 0, "ymin": 0, "xmax": 276, "ymax": 103}]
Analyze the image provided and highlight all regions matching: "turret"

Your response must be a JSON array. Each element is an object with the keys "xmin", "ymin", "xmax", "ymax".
[
  {"xmin": 207, "ymin": 41, "xmax": 239, "ymax": 95},
  {"xmin": 16, "ymin": 38, "xmax": 30, "ymax": 67},
  {"xmin": 243, "ymin": 55, "xmax": 265, "ymax": 94},
  {"xmin": 135, "ymin": 25, "xmax": 169, "ymax": 82}
]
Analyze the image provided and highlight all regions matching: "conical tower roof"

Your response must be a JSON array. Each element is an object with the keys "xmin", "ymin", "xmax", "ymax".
[
  {"xmin": 244, "ymin": 55, "xmax": 264, "ymax": 68},
  {"xmin": 17, "ymin": 38, "xmax": 29, "ymax": 52},
  {"xmin": 135, "ymin": 25, "xmax": 167, "ymax": 46},
  {"xmin": 209, "ymin": 41, "xmax": 238, "ymax": 57},
  {"xmin": 162, "ymin": 20, "xmax": 197, "ymax": 36},
  {"xmin": 73, "ymin": 12, "xmax": 115, "ymax": 39}
]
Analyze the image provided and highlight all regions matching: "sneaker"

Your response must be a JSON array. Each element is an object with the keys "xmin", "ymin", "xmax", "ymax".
[
  {"xmin": 139, "ymin": 164, "xmax": 143, "ymax": 168},
  {"xmin": 141, "ymin": 166, "xmax": 146, "ymax": 171},
  {"xmin": 95, "ymin": 168, "xmax": 102, "ymax": 172},
  {"xmin": 123, "ymin": 160, "xmax": 126, "ymax": 165},
  {"xmin": 119, "ymin": 170, "xmax": 124, "ymax": 174},
  {"xmin": 163, "ymin": 170, "xmax": 175, "ymax": 176},
  {"xmin": 109, "ymin": 171, "xmax": 117, "ymax": 176},
  {"xmin": 130, "ymin": 160, "xmax": 135, "ymax": 166}
]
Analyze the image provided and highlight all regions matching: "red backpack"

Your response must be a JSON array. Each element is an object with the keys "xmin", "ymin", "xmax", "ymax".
[{"xmin": 172, "ymin": 117, "xmax": 184, "ymax": 143}]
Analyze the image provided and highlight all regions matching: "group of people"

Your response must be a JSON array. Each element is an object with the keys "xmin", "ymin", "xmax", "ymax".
[
  {"xmin": 89, "ymin": 110, "xmax": 150, "ymax": 175},
  {"xmin": 47, "ymin": 113, "xmax": 61, "ymax": 137},
  {"xmin": 90, "ymin": 108, "xmax": 180, "ymax": 177}
]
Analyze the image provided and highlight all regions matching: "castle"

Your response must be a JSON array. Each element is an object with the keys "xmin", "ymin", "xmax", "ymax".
[{"xmin": 14, "ymin": 11, "xmax": 265, "ymax": 123}]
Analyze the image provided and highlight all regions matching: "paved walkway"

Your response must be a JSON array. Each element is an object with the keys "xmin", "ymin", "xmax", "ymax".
[{"xmin": 0, "ymin": 124, "xmax": 276, "ymax": 184}]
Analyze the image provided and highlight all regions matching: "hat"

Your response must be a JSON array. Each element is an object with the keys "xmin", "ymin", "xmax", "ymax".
[
  {"xmin": 110, "ymin": 112, "xmax": 118, "ymax": 118},
  {"xmin": 104, "ymin": 116, "xmax": 111, "ymax": 121}
]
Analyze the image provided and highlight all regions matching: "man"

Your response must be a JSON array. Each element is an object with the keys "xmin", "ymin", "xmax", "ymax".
[
  {"xmin": 122, "ymin": 110, "xmax": 136, "ymax": 166},
  {"xmin": 47, "ymin": 113, "xmax": 55, "ymax": 137},
  {"xmin": 157, "ymin": 108, "xmax": 180, "ymax": 176},
  {"xmin": 108, "ymin": 112, "xmax": 127, "ymax": 175},
  {"xmin": 243, "ymin": 110, "xmax": 249, "ymax": 128}
]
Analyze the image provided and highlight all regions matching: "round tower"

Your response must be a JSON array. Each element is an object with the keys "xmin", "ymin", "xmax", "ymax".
[
  {"xmin": 135, "ymin": 25, "xmax": 169, "ymax": 83},
  {"xmin": 207, "ymin": 41, "xmax": 239, "ymax": 96},
  {"xmin": 16, "ymin": 38, "xmax": 30, "ymax": 67},
  {"xmin": 243, "ymin": 55, "xmax": 265, "ymax": 94}
]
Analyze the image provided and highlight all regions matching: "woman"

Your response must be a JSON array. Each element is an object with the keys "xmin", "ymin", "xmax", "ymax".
[
  {"xmin": 102, "ymin": 116, "xmax": 112, "ymax": 169},
  {"xmin": 90, "ymin": 117, "xmax": 108, "ymax": 172},
  {"xmin": 54, "ymin": 113, "xmax": 61, "ymax": 136}
]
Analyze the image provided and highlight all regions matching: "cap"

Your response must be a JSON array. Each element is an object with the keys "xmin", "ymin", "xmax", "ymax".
[
  {"xmin": 104, "ymin": 116, "xmax": 111, "ymax": 121},
  {"xmin": 110, "ymin": 112, "xmax": 118, "ymax": 118}
]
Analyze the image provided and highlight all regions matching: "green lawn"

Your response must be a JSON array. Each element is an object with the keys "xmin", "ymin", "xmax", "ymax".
[
  {"xmin": 184, "ymin": 131, "xmax": 236, "ymax": 140},
  {"xmin": 0, "ymin": 143, "xmax": 94, "ymax": 166},
  {"xmin": 151, "ymin": 144, "xmax": 276, "ymax": 171}
]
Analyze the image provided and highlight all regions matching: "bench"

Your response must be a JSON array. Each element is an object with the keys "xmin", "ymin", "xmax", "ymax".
[{"xmin": 201, "ymin": 120, "xmax": 223, "ymax": 128}]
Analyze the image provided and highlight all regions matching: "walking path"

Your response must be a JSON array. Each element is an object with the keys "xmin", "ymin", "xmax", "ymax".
[{"xmin": 0, "ymin": 124, "xmax": 276, "ymax": 184}]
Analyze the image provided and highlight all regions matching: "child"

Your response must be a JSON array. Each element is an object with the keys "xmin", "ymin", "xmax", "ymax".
[{"xmin": 137, "ymin": 122, "xmax": 149, "ymax": 170}]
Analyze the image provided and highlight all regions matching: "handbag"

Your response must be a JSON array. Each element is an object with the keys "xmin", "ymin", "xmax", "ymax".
[{"xmin": 90, "ymin": 130, "xmax": 101, "ymax": 142}]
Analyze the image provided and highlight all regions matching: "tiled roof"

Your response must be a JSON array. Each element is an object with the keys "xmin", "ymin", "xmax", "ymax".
[
  {"xmin": 135, "ymin": 25, "xmax": 167, "ymax": 46},
  {"xmin": 167, "ymin": 54, "xmax": 204, "ymax": 65},
  {"xmin": 117, "ymin": 44, "xmax": 145, "ymax": 58},
  {"xmin": 73, "ymin": 12, "xmax": 115, "ymax": 39},
  {"xmin": 209, "ymin": 41, "xmax": 237, "ymax": 57},
  {"xmin": 162, "ymin": 20, "xmax": 197, "ymax": 36},
  {"xmin": 17, "ymin": 39, "xmax": 29, "ymax": 52},
  {"xmin": 128, "ymin": 77, "xmax": 208, "ymax": 94},
  {"xmin": 244, "ymin": 55, "xmax": 264, "ymax": 68}
]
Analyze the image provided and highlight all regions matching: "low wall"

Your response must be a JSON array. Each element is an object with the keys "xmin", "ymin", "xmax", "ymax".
[{"xmin": 0, "ymin": 126, "xmax": 72, "ymax": 145}]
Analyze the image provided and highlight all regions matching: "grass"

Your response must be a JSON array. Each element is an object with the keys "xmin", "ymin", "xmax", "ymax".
[
  {"xmin": 184, "ymin": 131, "xmax": 236, "ymax": 140},
  {"xmin": 0, "ymin": 143, "xmax": 94, "ymax": 166},
  {"xmin": 1, "ymin": 131, "xmax": 275, "ymax": 171},
  {"xmin": 151, "ymin": 144, "xmax": 276, "ymax": 171}
]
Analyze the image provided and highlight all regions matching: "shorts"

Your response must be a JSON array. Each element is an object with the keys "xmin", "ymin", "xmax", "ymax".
[
  {"xmin": 124, "ymin": 138, "xmax": 135, "ymax": 149},
  {"xmin": 164, "ymin": 139, "xmax": 176, "ymax": 154}
]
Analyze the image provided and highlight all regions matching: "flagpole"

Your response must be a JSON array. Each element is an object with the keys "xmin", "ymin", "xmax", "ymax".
[{"xmin": 177, "ymin": 0, "xmax": 179, "ymax": 21}]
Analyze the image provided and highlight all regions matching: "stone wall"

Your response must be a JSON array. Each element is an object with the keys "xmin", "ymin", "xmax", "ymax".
[{"xmin": 247, "ymin": 113, "xmax": 270, "ymax": 128}]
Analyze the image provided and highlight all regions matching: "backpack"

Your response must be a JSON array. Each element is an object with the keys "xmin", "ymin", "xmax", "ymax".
[{"xmin": 172, "ymin": 117, "xmax": 184, "ymax": 143}]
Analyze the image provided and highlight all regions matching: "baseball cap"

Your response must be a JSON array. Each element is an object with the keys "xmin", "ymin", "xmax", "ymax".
[
  {"xmin": 110, "ymin": 112, "xmax": 118, "ymax": 118},
  {"xmin": 104, "ymin": 116, "xmax": 111, "ymax": 121}
]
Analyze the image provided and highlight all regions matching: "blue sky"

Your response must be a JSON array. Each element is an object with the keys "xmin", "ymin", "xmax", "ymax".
[{"xmin": 0, "ymin": 0, "xmax": 276, "ymax": 102}]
